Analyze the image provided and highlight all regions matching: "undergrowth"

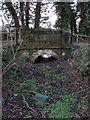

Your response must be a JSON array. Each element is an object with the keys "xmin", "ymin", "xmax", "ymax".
[{"xmin": 73, "ymin": 46, "xmax": 90, "ymax": 76}]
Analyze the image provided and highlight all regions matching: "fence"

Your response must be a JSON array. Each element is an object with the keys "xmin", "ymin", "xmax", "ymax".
[
  {"xmin": 0, "ymin": 28, "xmax": 22, "ymax": 46},
  {"xmin": 1, "ymin": 31, "xmax": 16, "ymax": 41},
  {"xmin": 72, "ymin": 33, "xmax": 90, "ymax": 43}
]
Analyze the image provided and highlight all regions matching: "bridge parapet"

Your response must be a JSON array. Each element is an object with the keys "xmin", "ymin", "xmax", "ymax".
[
  {"xmin": 21, "ymin": 29, "xmax": 70, "ymax": 49},
  {"xmin": 20, "ymin": 29, "xmax": 71, "ymax": 62}
]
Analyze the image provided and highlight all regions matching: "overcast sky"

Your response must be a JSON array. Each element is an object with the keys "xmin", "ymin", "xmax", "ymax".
[
  {"xmin": 1, "ymin": 0, "xmax": 87, "ymax": 29},
  {"xmin": 0, "ymin": 0, "xmax": 2, "ymax": 28}
]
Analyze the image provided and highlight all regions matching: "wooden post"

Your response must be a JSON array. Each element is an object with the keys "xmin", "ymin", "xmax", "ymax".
[
  {"xmin": 77, "ymin": 34, "xmax": 78, "ymax": 42},
  {"xmin": 7, "ymin": 32, "xmax": 8, "ymax": 41}
]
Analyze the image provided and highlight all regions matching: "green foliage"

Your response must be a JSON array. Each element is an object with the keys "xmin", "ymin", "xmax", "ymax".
[
  {"xmin": 79, "ymin": 3, "xmax": 90, "ymax": 34},
  {"xmin": 55, "ymin": 2, "xmax": 90, "ymax": 35},
  {"xmin": 55, "ymin": 3, "xmax": 73, "ymax": 30},
  {"xmin": 49, "ymin": 102, "xmax": 72, "ymax": 118},
  {"xmin": 2, "ymin": 45, "xmax": 22, "ymax": 73},
  {"xmin": 55, "ymin": 65, "xmax": 61, "ymax": 69},
  {"xmin": 74, "ymin": 47, "xmax": 90, "ymax": 63},
  {"xmin": 73, "ymin": 46, "xmax": 90, "ymax": 75},
  {"xmin": 24, "ymin": 114, "xmax": 30, "ymax": 119},
  {"xmin": 6, "ymin": 69, "xmax": 19, "ymax": 79},
  {"xmin": 38, "ymin": 67, "xmax": 52, "ymax": 78},
  {"xmin": 44, "ymin": 94, "xmax": 73, "ymax": 118},
  {"xmin": 16, "ymin": 55, "xmax": 26, "ymax": 64},
  {"xmin": 53, "ymin": 74, "xmax": 67, "ymax": 81},
  {"xmin": 14, "ymin": 77, "xmax": 37, "ymax": 93},
  {"xmin": 2, "ymin": 47, "xmax": 12, "ymax": 62}
]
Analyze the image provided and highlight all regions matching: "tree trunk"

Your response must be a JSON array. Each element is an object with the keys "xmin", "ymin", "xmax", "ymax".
[
  {"xmin": 25, "ymin": 2, "xmax": 29, "ymax": 28},
  {"xmin": 20, "ymin": 1, "xmax": 24, "ymax": 26},
  {"xmin": 73, "ymin": 14, "xmax": 77, "ymax": 34},
  {"xmin": 79, "ymin": 3, "xmax": 85, "ymax": 34},
  {"xmin": 70, "ymin": 21, "xmax": 73, "ymax": 43},
  {"xmin": 70, "ymin": 9, "xmax": 77, "ymax": 42},
  {"xmin": 34, "ymin": 2, "xmax": 41, "ymax": 28},
  {"xmin": 60, "ymin": 5, "xmax": 65, "ymax": 28},
  {"xmin": 70, "ymin": 11, "xmax": 73, "ymax": 43},
  {"xmin": 5, "ymin": 1, "xmax": 19, "ymax": 44}
]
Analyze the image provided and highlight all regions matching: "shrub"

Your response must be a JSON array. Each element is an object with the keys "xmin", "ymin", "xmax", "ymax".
[{"xmin": 73, "ymin": 46, "xmax": 90, "ymax": 76}]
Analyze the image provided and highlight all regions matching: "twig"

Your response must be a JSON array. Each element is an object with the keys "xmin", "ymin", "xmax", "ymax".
[
  {"xmin": 10, "ymin": 30, "xmax": 15, "ymax": 56},
  {"xmin": 8, "ymin": 103, "xmax": 20, "ymax": 109},
  {"xmin": 74, "ymin": 112, "xmax": 81, "ymax": 118},
  {"xmin": 2, "ymin": 30, "xmax": 32, "ymax": 75},
  {"xmin": 23, "ymin": 100, "xmax": 37, "ymax": 114},
  {"xmin": 21, "ymin": 94, "xmax": 38, "ymax": 116},
  {"xmin": 2, "ymin": 59, "xmax": 15, "ymax": 75},
  {"xmin": 13, "ymin": 38, "xmax": 23, "ymax": 59},
  {"xmin": 8, "ymin": 103, "xmax": 17, "ymax": 107},
  {"xmin": 2, "ymin": 35, "xmax": 23, "ymax": 75},
  {"xmin": 22, "ymin": 94, "xmax": 46, "ymax": 118},
  {"xmin": 40, "ymin": 111, "xmax": 46, "ymax": 118},
  {"xmin": 72, "ymin": 87, "xmax": 90, "ymax": 96}
]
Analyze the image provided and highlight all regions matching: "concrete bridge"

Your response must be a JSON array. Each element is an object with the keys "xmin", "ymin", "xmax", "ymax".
[
  {"xmin": 20, "ymin": 29, "xmax": 71, "ymax": 62},
  {"xmin": 2, "ymin": 28, "xmax": 90, "ymax": 63}
]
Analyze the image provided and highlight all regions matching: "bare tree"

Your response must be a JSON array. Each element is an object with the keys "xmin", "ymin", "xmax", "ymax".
[
  {"xmin": 25, "ymin": 1, "xmax": 30, "ymax": 28},
  {"xmin": 5, "ymin": 1, "xmax": 20, "ymax": 44},
  {"xmin": 5, "ymin": 1, "xmax": 19, "ymax": 28},
  {"xmin": 34, "ymin": 2, "xmax": 41, "ymax": 28},
  {"xmin": 20, "ymin": 1, "xmax": 24, "ymax": 26}
]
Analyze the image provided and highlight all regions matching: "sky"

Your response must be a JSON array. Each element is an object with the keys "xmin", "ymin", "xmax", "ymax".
[{"xmin": 0, "ymin": 0, "xmax": 2, "ymax": 28}]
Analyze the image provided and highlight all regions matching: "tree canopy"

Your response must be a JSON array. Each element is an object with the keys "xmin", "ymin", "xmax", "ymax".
[
  {"xmin": 2, "ymin": 0, "xmax": 52, "ymax": 29},
  {"xmin": 55, "ymin": 2, "xmax": 90, "ymax": 35},
  {"xmin": 2, "ymin": 1, "xmax": 90, "ymax": 36}
]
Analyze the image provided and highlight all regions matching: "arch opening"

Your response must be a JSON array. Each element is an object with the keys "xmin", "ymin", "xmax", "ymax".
[{"xmin": 34, "ymin": 55, "xmax": 57, "ymax": 63}]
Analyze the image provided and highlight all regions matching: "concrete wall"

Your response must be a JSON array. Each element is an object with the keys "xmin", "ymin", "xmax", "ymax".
[
  {"xmin": 20, "ymin": 29, "xmax": 70, "ymax": 62},
  {"xmin": 21, "ymin": 32, "xmax": 70, "ymax": 49}
]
